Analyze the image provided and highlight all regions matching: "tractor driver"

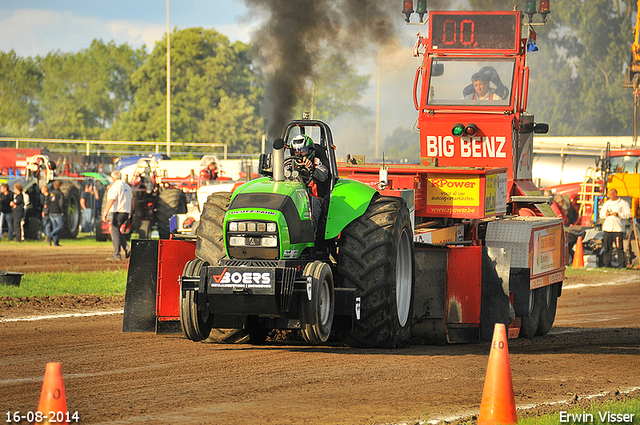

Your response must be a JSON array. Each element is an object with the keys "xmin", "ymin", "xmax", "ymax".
[{"xmin": 287, "ymin": 134, "xmax": 329, "ymax": 237}]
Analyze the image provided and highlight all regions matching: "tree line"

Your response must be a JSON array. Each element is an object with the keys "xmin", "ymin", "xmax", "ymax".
[{"xmin": 0, "ymin": 28, "xmax": 368, "ymax": 156}]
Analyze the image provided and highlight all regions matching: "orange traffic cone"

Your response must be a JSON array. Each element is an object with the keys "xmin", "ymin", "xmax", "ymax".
[
  {"xmin": 478, "ymin": 323, "xmax": 517, "ymax": 425},
  {"xmin": 36, "ymin": 363, "xmax": 68, "ymax": 423},
  {"xmin": 572, "ymin": 236, "xmax": 584, "ymax": 268}
]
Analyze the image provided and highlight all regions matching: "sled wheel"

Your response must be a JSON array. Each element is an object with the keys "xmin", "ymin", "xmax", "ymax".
[
  {"xmin": 536, "ymin": 283, "xmax": 559, "ymax": 336},
  {"xmin": 519, "ymin": 288, "xmax": 541, "ymax": 339}
]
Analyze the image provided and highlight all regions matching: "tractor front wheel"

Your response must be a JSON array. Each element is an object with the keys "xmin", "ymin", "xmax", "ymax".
[
  {"xmin": 300, "ymin": 261, "xmax": 335, "ymax": 345},
  {"xmin": 179, "ymin": 259, "xmax": 212, "ymax": 341}
]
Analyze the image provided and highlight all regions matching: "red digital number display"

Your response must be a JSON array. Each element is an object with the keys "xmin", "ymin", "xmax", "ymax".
[{"xmin": 431, "ymin": 13, "xmax": 518, "ymax": 51}]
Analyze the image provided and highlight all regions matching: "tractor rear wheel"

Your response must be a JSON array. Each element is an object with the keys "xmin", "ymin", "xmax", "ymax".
[
  {"xmin": 337, "ymin": 194, "xmax": 414, "ymax": 348},
  {"xmin": 157, "ymin": 188, "xmax": 187, "ymax": 239},
  {"xmin": 195, "ymin": 192, "xmax": 232, "ymax": 265},
  {"xmin": 179, "ymin": 259, "xmax": 212, "ymax": 341},
  {"xmin": 137, "ymin": 219, "xmax": 151, "ymax": 239},
  {"xmin": 59, "ymin": 183, "xmax": 80, "ymax": 239},
  {"xmin": 300, "ymin": 261, "xmax": 335, "ymax": 345}
]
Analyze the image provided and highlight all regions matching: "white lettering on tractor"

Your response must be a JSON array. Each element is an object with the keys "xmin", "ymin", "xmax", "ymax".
[
  {"xmin": 219, "ymin": 272, "xmax": 271, "ymax": 285},
  {"xmin": 427, "ymin": 136, "xmax": 506, "ymax": 158}
]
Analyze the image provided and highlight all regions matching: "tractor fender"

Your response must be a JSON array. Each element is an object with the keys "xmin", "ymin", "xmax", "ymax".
[{"xmin": 325, "ymin": 178, "xmax": 376, "ymax": 239}]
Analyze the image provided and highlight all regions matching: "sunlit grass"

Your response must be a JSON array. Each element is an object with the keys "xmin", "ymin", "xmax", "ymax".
[
  {"xmin": 517, "ymin": 395, "xmax": 640, "ymax": 425},
  {"xmin": 0, "ymin": 269, "xmax": 127, "ymax": 298},
  {"xmin": 565, "ymin": 265, "xmax": 637, "ymax": 277}
]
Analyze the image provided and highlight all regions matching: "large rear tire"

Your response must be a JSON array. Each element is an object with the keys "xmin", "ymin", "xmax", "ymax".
[
  {"xmin": 25, "ymin": 216, "xmax": 42, "ymax": 240},
  {"xmin": 195, "ymin": 192, "xmax": 232, "ymax": 265},
  {"xmin": 137, "ymin": 219, "xmax": 151, "ymax": 239},
  {"xmin": 337, "ymin": 194, "xmax": 414, "ymax": 348},
  {"xmin": 180, "ymin": 259, "xmax": 212, "ymax": 341},
  {"xmin": 157, "ymin": 188, "xmax": 187, "ymax": 239},
  {"xmin": 59, "ymin": 183, "xmax": 80, "ymax": 239},
  {"xmin": 300, "ymin": 261, "xmax": 335, "ymax": 345}
]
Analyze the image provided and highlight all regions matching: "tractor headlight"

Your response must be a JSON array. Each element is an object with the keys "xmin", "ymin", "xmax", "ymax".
[
  {"xmin": 229, "ymin": 236, "xmax": 245, "ymax": 246},
  {"xmin": 228, "ymin": 220, "xmax": 278, "ymax": 234},
  {"xmin": 227, "ymin": 220, "xmax": 279, "ymax": 247},
  {"xmin": 226, "ymin": 220, "xmax": 280, "ymax": 259},
  {"xmin": 261, "ymin": 236, "xmax": 278, "ymax": 247}
]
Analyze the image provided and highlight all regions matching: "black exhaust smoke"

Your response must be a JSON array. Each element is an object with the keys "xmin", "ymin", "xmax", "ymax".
[{"xmin": 243, "ymin": 0, "xmax": 401, "ymax": 140}]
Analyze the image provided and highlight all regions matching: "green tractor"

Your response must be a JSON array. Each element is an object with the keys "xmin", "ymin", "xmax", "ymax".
[{"xmin": 179, "ymin": 120, "xmax": 415, "ymax": 348}]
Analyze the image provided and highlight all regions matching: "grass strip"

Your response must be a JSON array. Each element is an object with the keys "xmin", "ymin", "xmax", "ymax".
[
  {"xmin": 517, "ymin": 394, "xmax": 640, "ymax": 425},
  {"xmin": 565, "ymin": 266, "xmax": 638, "ymax": 277},
  {"xmin": 0, "ymin": 269, "xmax": 127, "ymax": 298}
]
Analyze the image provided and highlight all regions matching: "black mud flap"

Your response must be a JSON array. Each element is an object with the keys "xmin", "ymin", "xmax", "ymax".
[
  {"xmin": 122, "ymin": 240, "xmax": 159, "ymax": 332},
  {"xmin": 480, "ymin": 246, "xmax": 512, "ymax": 341}
]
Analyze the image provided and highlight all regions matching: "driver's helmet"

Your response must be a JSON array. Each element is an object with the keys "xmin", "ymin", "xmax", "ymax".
[{"xmin": 290, "ymin": 134, "xmax": 315, "ymax": 158}]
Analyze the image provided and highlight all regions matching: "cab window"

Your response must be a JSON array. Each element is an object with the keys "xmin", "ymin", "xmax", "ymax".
[{"xmin": 427, "ymin": 58, "xmax": 516, "ymax": 107}]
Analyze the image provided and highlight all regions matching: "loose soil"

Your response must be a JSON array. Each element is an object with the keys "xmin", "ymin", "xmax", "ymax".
[{"xmin": 0, "ymin": 242, "xmax": 638, "ymax": 424}]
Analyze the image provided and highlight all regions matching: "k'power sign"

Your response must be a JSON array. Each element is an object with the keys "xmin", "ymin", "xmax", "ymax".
[{"xmin": 426, "ymin": 174, "xmax": 481, "ymax": 216}]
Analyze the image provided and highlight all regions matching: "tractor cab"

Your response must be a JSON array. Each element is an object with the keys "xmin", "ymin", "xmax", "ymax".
[
  {"xmin": 260, "ymin": 120, "xmax": 338, "ymax": 194},
  {"xmin": 608, "ymin": 149, "xmax": 640, "ymax": 174},
  {"xmin": 281, "ymin": 120, "xmax": 337, "ymax": 199}
]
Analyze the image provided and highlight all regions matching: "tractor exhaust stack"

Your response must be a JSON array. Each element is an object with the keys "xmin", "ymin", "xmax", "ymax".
[{"xmin": 272, "ymin": 138, "xmax": 285, "ymax": 182}]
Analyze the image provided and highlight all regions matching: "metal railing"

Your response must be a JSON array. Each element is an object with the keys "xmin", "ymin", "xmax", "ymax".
[{"xmin": 0, "ymin": 137, "xmax": 228, "ymax": 159}]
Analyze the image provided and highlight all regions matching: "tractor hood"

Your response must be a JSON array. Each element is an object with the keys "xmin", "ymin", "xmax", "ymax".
[{"xmin": 225, "ymin": 177, "xmax": 314, "ymax": 259}]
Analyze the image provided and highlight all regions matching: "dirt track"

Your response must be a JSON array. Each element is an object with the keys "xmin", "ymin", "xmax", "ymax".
[
  {"xmin": 0, "ymin": 242, "xmax": 128, "ymax": 273},
  {"xmin": 0, "ymin": 243, "xmax": 639, "ymax": 424}
]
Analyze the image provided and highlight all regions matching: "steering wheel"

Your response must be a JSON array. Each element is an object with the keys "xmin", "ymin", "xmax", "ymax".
[{"xmin": 284, "ymin": 156, "xmax": 312, "ymax": 182}]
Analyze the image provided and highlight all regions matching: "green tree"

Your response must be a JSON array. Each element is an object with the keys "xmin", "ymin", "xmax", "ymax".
[
  {"xmin": 0, "ymin": 51, "xmax": 40, "ymax": 137},
  {"xmin": 469, "ymin": 0, "xmax": 634, "ymax": 136},
  {"xmin": 112, "ymin": 28, "xmax": 263, "ymax": 153},
  {"xmin": 35, "ymin": 40, "xmax": 145, "ymax": 140}
]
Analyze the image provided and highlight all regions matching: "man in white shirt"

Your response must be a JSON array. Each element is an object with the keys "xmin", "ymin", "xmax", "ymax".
[
  {"xmin": 102, "ymin": 170, "xmax": 133, "ymax": 261},
  {"xmin": 599, "ymin": 188, "xmax": 631, "ymax": 268}
]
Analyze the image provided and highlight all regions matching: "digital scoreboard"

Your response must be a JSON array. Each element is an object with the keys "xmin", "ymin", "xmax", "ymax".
[{"xmin": 429, "ymin": 12, "xmax": 520, "ymax": 52}]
